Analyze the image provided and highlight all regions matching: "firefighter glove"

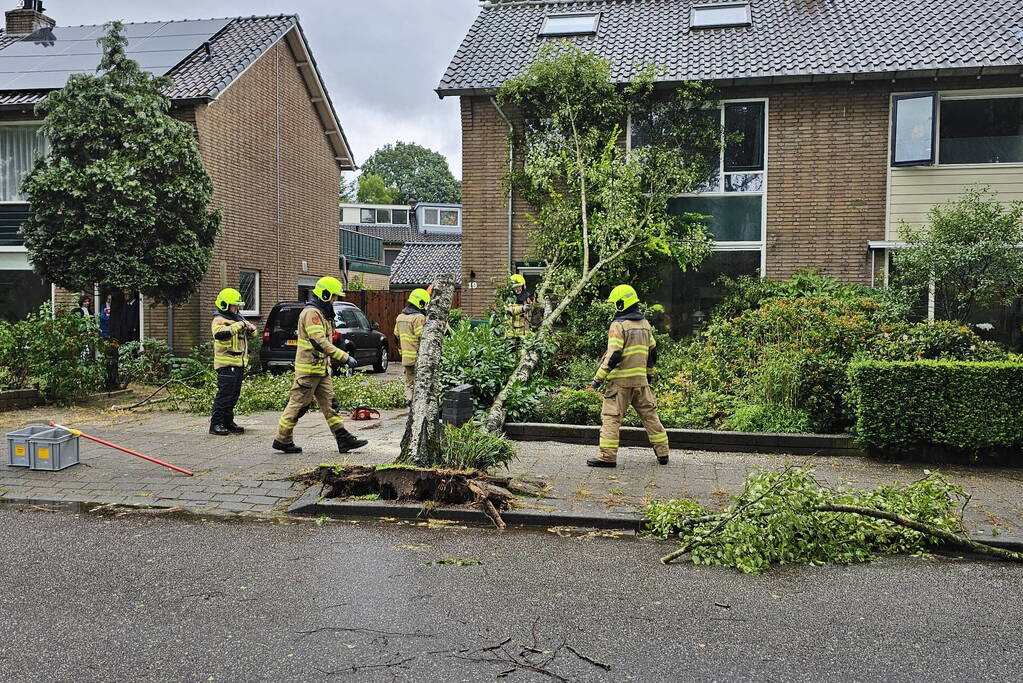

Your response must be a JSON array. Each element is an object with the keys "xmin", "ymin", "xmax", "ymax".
[{"xmin": 346, "ymin": 356, "xmax": 358, "ymax": 369}]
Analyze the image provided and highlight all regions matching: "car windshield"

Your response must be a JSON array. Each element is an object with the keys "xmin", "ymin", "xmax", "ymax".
[{"xmin": 273, "ymin": 306, "xmax": 302, "ymax": 334}]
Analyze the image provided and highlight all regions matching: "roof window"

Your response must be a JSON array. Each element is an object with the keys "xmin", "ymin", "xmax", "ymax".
[
  {"xmin": 539, "ymin": 13, "xmax": 600, "ymax": 36},
  {"xmin": 690, "ymin": 2, "xmax": 752, "ymax": 29}
]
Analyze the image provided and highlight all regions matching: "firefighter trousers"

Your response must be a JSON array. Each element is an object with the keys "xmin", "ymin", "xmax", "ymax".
[
  {"xmin": 598, "ymin": 384, "xmax": 669, "ymax": 463},
  {"xmin": 403, "ymin": 366, "xmax": 416, "ymax": 401},
  {"xmin": 275, "ymin": 373, "xmax": 345, "ymax": 444}
]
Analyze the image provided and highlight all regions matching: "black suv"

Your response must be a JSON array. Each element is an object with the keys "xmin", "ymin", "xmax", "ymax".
[{"xmin": 259, "ymin": 300, "xmax": 389, "ymax": 374}]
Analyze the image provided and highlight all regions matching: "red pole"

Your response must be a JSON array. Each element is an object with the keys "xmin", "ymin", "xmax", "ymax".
[{"xmin": 50, "ymin": 422, "xmax": 194, "ymax": 477}]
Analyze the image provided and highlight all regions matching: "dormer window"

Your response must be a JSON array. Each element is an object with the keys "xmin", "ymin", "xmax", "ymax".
[
  {"xmin": 690, "ymin": 2, "xmax": 752, "ymax": 29},
  {"xmin": 539, "ymin": 13, "xmax": 600, "ymax": 37}
]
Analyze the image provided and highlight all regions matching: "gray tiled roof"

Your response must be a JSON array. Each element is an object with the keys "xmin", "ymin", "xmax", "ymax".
[
  {"xmin": 438, "ymin": 0, "xmax": 1023, "ymax": 94},
  {"xmin": 341, "ymin": 224, "xmax": 462, "ymax": 245},
  {"xmin": 389, "ymin": 242, "xmax": 463, "ymax": 287},
  {"xmin": 0, "ymin": 15, "xmax": 296, "ymax": 104}
]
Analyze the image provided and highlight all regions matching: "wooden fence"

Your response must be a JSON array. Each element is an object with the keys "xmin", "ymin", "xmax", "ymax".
[{"xmin": 348, "ymin": 289, "xmax": 462, "ymax": 360}]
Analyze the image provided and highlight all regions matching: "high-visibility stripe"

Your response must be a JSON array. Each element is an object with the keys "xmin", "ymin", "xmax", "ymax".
[
  {"xmin": 297, "ymin": 339, "xmax": 314, "ymax": 349},
  {"xmin": 305, "ymin": 325, "xmax": 324, "ymax": 334},
  {"xmin": 607, "ymin": 367, "xmax": 648, "ymax": 379},
  {"xmin": 214, "ymin": 356, "xmax": 244, "ymax": 366},
  {"xmin": 599, "ymin": 439, "xmax": 619, "ymax": 447},
  {"xmin": 326, "ymin": 416, "xmax": 345, "ymax": 428},
  {"xmin": 607, "ymin": 337, "xmax": 624, "ymax": 349},
  {"xmin": 621, "ymin": 347, "xmax": 648, "ymax": 358},
  {"xmin": 648, "ymin": 432, "xmax": 668, "ymax": 443},
  {"xmin": 594, "ymin": 368, "xmax": 609, "ymax": 381},
  {"xmin": 400, "ymin": 334, "xmax": 419, "ymax": 341},
  {"xmin": 278, "ymin": 417, "xmax": 296, "ymax": 430}
]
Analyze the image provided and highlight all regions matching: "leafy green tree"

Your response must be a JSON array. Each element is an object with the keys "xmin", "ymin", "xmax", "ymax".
[
  {"xmin": 339, "ymin": 176, "xmax": 357, "ymax": 203},
  {"xmin": 892, "ymin": 186, "xmax": 1023, "ymax": 323},
  {"xmin": 21, "ymin": 22, "xmax": 220, "ymax": 385},
  {"xmin": 483, "ymin": 44, "xmax": 722, "ymax": 430},
  {"xmin": 356, "ymin": 172, "xmax": 401, "ymax": 204},
  {"xmin": 360, "ymin": 141, "xmax": 461, "ymax": 204}
]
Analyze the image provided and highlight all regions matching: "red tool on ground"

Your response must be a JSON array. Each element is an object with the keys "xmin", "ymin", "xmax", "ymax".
[{"xmin": 49, "ymin": 422, "xmax": 193, "ymax": 477}]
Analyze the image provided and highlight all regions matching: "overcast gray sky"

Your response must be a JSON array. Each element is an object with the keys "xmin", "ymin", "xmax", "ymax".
[{"xmin": 46, "ymin": 0, "xmax": 480, "ymax": 179}]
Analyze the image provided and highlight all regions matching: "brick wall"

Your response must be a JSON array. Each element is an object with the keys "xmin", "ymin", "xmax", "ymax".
[
  {"xmin": 459, "ymin": 76, "xmax": 1023, "ymax": 307},
  {"xmin": 146, "ymin": 38, "xmax": 342, "ymax": 352}
]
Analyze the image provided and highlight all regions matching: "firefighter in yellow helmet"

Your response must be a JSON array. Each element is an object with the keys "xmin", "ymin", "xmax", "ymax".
[
  {"xmin": 394, "ymin": 288, "xmax": 430, "ymax": 401},
  {"xmin": 587, "ymin": 285, "xmax": 669, "ymax": 467},
  {"xmin": 209, "ymin": 288, "xmax": 258, "ymax": 436},
  {"xmin": 505, "ymin": 273, "xmax": 534, "ymax": 337},
  {"xmin": 272, "ymin": 276, "xmax": 368, "ymax": 455}
]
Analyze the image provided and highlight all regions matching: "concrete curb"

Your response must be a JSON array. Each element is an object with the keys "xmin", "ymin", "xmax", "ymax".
[
  {"xmin": 504, "ymin": 422, "xmax": 865, "ymax": 457},
  {"xmin": 286, "ymin": 486, "xmax": 1023, "ymax": 553}
]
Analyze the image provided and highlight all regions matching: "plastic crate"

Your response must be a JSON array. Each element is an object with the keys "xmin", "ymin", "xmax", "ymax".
[
  {"xmin": 29, "ymin": 427, "xmax": 79, "ymax": 471},
  {"xmin": 6, "ymin": 425, "xmax": 51, "ymax": 467}
]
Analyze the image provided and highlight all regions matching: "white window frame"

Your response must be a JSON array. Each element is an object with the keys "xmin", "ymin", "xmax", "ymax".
[
  {"xmin": 539, "ymin": 13, "xmax": 600, "ymax": 36},
  {"xmin": 627, "ymin": 98, "xmax": 769, "ymax": 275},
  {"xmin": 422, "ymin": 207, "xmax": 461, "ymax": 228},
  {"xmin": 239, "ymin": 269, "xmax": 260, "ymax": 316},
  {"xmin": 690, "ymin": 2, "xmax": 752, "ymax": 30},
  {"xmin": 0, "ymin": 121, "xmax": 49, "ymax": 204},
  {"xmin": 889, "ymin": 88, "xmax": 1023, "ymax": 169}
]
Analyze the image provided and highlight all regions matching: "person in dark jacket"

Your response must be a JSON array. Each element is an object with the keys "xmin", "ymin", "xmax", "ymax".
[
  {"xmin": 72, "ymin": 295, "xmax": 93, "ymax": 318},
  {"xmin": 209, "ymin": 288, "xmax": 257, "ymax": 436}
]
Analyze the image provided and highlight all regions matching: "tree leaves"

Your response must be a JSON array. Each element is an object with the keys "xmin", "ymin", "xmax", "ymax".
[{"xmin": 20, "ymin": 21, "xmax": 220, "ymax": 305}]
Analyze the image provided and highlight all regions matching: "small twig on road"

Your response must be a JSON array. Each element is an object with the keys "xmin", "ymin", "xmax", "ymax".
[
  {"xmin": 295, "ymin": 627, "xmax": 433, "ymax": 638},
  {"xmin": 565, "ymin": 645, "xmax": 611, "ymax": 671}
]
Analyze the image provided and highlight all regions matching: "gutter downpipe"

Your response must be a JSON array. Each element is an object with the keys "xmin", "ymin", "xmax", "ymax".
[{"xmin": 490, "ymin": 97, "xmax": 514, "ymax": 271}]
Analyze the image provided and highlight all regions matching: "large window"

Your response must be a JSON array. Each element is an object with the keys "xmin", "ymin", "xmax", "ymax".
[
  {"xmin": 890, "ymin": 93, "xmax": 1023, "ymax": 166},
  {"xmin": 0, "ymin": 124, "xmax": 49, "ymax": 202},
  {"xmin": 357, "ymin": 207, "xmax": 408, "ymax": 225},
  {"xmin": 940, "ymin": 97, "xmax": 1023, "ymax": 164},
  {"xmin": 652, "ymin": 251, "xmax": 762, "ymax": 338},
  {"xmin": 238, "ymin": 269, "xmax": 260, "ymax": 316},
  {"xmin": 539, "ymin": 13, "xmax": 599, "ymax": 36},
  {"xmin": 423, "ymin": 207, "xmax": 460, "ymax": 227},
  {"xmin": 690, "ymin": 2, "xmax": 752, "ymax": 30},
  {"xmin": 636, "ymin": 100, "xmax": 766, "ymax": 246}
]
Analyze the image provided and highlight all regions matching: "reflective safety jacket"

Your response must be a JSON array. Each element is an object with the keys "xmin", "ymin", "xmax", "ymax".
[
  {"xmin": 505, "ymin": 290, "xmax": 532, "ymax": 337},
  {"xmin": 211, "ymin": 311, "xmax": 254, "ymax": 369},
  {"xmin": 394, "ymin": 305, "xmax": 427, "ymax": 367},
  {"xmin": 593, "ymin": 310, "xmax": 656, "ymax": 388},
  {"xmin": 295, "ymin": 302, "xmax": 350, "ymax": 377}
]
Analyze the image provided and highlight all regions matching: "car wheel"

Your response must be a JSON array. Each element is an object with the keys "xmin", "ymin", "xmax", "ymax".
[{"xmin": 373, "ymin": 346, "xmax": 389, "ymax": 373}]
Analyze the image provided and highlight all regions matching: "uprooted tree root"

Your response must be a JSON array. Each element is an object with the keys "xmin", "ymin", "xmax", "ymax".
[{"xmin": 299, "ymin": 464, "xmax": 548, "ymax": 529}]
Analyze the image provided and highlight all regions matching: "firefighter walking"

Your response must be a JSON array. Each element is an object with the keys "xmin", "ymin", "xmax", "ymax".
[
  {"xmin": 209, "ymin": 288, "xmax": 257, "ymax": 436},
  {"xmin": 394, "ymin": 288, "xmax": 430, "ymax": 401},
  {"xmin": 587, "ymin": 285, "xmax": 669, "ymax": 467},
  {"xmin": 505, "ymin": 274, "xmax": 533, "ymax": 337},
  {"xmin": 272, "ymin": 276, "xmax": 368, "ymax": 455}
]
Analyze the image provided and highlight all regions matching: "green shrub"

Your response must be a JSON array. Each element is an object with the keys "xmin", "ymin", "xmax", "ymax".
[
  {"xmin": 170, "ymin": 371, "xmax": 405, "ymax": 415},
  {"xmin": 657, "ymin": 386, "xmax": 736, "ymax": 429},
  {"xmin": 438, "ymin": 320, "xmax": 518, "ymax": 410},
  {"xmin": 847, "ymin": 360, "xmax": 1023, "ymax": 451},
  {"xmin": 436, "ymin": 421, "xmax": 517, "ymax": 472},
  {"xmin": 537, "ymin": 388, "xmax": 602, "ymax": 425},
  {"xmin": 863, "ymin": 321, "xmax": 1007, "ymax": 362},
  {"xmin": 724, "ymin": 403, "xmax": 816, "ymax": 434},
  {"xmin": 118, "ymin": 339, "xmax": 173, "ymax": 385},
  {"xmin": 0, "ymin": 306, "xmax": 104, "ymax": 402}
]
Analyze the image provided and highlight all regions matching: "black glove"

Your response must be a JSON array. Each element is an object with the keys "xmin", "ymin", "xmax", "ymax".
[
  {"xmin": 590, "ymin": 380, "xmax": 601, "ymax": 391},
  {"xmin": 346, "ymin": 356, "xmax": 358, "ymax": 369}
]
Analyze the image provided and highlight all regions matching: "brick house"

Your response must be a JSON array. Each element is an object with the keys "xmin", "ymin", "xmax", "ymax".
[
  {"xmin": 438, "ymin": 0, "xmax": 1023, "ymax": 340},
  {"xmin": 0, "ymin": 3, "xmax": 354, "ymax": 352}
]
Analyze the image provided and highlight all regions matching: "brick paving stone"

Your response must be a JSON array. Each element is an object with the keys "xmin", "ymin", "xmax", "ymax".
[
  {"xmin": 212, "ymin": 494, "xmax": 249, "ymax": 504},
  {"xmin": 215, "ymin": 502, "xmax": 255, "ymax": 512}
]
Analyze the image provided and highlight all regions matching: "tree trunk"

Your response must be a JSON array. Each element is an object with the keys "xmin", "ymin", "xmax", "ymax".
[
  {"xmin": 484, "ymin": 268, "xmax": 596, "ymax": 433},
  {"xmin": 398, "ymin": 272, "xmax": 455, "ymax": 466}
]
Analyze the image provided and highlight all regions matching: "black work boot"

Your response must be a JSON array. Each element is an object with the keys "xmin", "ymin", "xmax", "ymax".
[
  {"xmin": 209, "ymin": 423, "xmax": 230, "ymax": 436},
  {"xmin": 335, "ymin": 429, "xmax": 368, "ymax": 453},
  {"xmin": 586, "ymin": 458, "xmax": 616, "ymax": 468},
  {"xmin": 225, "ymin": 421, "xmax": 245, "ymax": 434},
  {"xmin": 657, "ymin": 455, "xmax": 669, "ymax": 465},
  {"xmin": 272, "ymin": 440, "xmax": 302, "ymax": 454}
]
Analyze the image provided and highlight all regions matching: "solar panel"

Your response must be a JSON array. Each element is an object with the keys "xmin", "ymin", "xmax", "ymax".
[{"xmin": 0, "ymin": 18, "xmax": 231, "ymax": 91}]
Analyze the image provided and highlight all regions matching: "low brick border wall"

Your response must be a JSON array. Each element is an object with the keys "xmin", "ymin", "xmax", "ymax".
[
  {"xmin": 0, "ymin": 389, "xmax": 41, "ymax": 412},
  {"xmin": 504, "ymin": 422, "xmax": 864, "ymax": 457}
]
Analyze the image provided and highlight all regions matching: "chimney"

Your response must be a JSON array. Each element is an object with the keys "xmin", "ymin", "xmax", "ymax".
[{"xmin": 6, "ymin": 1, "xmax": 54, "ymax": 36}]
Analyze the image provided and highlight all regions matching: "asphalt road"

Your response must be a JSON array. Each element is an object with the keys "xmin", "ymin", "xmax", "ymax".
[{"xmin": 2, "ymin": 505, "xmax": 1021, "ymax": 682}]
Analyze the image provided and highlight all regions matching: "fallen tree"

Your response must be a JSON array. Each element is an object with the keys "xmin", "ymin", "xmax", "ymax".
[
  {"xmin": 645, "ymin": 465, "xmax": 1023, "ymax": 572},
  {"xmin": 483, "ymin": 45, "xmax": 724, "ymax": 431}
]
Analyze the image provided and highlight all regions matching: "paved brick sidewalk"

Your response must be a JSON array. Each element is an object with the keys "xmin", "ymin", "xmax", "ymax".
[{"xmin": 2, "ymin": 406, "xmax": 1021, "ymax": 538}]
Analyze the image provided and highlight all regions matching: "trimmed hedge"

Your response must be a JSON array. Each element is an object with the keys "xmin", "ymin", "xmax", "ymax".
[{"xmin": 847, "ymin": 360, "xmax": 1023, "ymax": 451}]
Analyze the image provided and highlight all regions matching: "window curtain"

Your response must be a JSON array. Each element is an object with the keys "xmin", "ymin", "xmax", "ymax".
[{"xmin": 0, "ymin": 125, "xmax": 48, "ymax": 202}]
